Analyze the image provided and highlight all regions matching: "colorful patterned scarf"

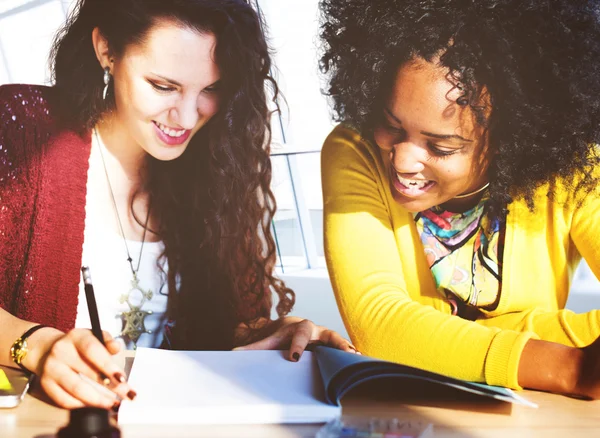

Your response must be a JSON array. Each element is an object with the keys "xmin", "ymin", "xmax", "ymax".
[{"xmin": 414, "ymin": 198, "xmax": 504, "ymax": 315}]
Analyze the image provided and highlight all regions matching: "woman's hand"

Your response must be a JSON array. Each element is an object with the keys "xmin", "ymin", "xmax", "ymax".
[
  {"xmin": 233, "ymin": 316, "xmax": 359, "ymax": 361},
  {"xmin": 24, "ymin": 327, "xmax": 136, "ymax": 409}
]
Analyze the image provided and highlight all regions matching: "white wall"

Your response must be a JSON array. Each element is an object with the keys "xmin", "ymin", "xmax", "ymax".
[{"xmin": 0, "ymin": 0, "xmax": 72, "ymax": 85}]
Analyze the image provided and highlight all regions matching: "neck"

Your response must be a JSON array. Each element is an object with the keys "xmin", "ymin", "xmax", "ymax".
[
  {"xmin": 454, "ymin": 182, "xmax": 490, "ymax": 199},
  {"xmin": 440, "ymin": 183, "xmax": 489, "ymax": 213},
  {"xmin": 91, "ymin": 121, "xmax": 158, "ymax": 242},
  {"xmin": 95, "ymin": 113, "xmax": 147, "ymax": 185}
]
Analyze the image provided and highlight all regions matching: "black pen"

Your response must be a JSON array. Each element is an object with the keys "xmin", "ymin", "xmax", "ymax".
[{"xmin": 81, "ymin": 266, "xmax": 111, "ymax": 386}]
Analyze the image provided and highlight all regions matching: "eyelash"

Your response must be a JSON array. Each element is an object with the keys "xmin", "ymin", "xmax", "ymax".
[
  {"xmin": 149, "ymin": 81, "xmax": 175, "ymax": 93},
  {"xmin": 203, "ymin": 84, "xmax": 220, "ymax": 94},
  {"xmin": 428, "ymin": 143, "xmax": 456, "ymax": 157},
  {"xmin": 382, "ymin": 121, "xmax": 457, "ymax": 158},
  {"xmin": 149, "ymin": 81, "xmax": 220, "ymax": 95}
]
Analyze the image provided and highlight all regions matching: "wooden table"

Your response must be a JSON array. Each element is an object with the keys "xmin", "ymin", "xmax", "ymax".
[{"xmin": 2, "ymin": 362, "xmax": 599, "ymax": 437}]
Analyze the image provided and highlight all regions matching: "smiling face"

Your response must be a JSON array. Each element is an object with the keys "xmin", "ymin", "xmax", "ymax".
[
  {"xmin": 373, "ymin": 58, "xmax": 490, "ymax": 213},
  {"xmin": 96, "ymin": 19, "xmax": 221, "ymax": 161}
]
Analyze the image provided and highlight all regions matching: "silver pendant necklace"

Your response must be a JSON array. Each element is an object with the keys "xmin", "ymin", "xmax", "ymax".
[{"xmin": 94, "ymin": 128, "xmax": 153, "ymax": 349}]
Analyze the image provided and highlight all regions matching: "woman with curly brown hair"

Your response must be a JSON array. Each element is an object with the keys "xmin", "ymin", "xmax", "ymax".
[
  {"xmin": 319, "ymin": 0, "xmax": 600, "ymax": 398},
  {"xmin": 0, "ymin": 0, "xmax": 354, "ymax": 410}
]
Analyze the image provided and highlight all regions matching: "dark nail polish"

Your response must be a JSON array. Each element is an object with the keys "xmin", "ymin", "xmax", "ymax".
[
  {"xmin": 113, "ymin": 372, "xmax": 126, "ymax": 384},
  {"xmin": 127, "ymin": 390, "xmax": 137, "ymax": 401},
  {"xmin": 292, "ymin": 352, "xmax": 300, "ymax": 361},
  {"xmin": 111, "ymin": 401, "xmax": 120, "ymax": 413}
]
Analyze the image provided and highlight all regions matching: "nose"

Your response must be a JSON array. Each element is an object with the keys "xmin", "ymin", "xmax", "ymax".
[
  {"xmin": 171, "ymin": 95, "xmax": 200, "ymax": 130},
  {"xmin": 390, "ymin": 141, "xmax": 425, "ymax": 174}
]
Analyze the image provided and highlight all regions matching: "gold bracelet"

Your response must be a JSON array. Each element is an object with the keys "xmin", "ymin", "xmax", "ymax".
[{"xmin": 10, "ymin": 324, "xmax": 47, "ymax": 375}]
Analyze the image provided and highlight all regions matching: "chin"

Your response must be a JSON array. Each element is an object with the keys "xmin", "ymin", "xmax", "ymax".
[
  {"xmin": 147, "ymin": 145, "xmax": 187, "ymax": 162},
  {"xmin": 391, "ymin": 192, "xmax": 434, "ymax": 213}
]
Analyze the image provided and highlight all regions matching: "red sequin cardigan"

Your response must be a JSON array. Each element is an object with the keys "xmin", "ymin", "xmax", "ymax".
[{"xmin": 0, "ymin": 84, "xmax": 270, "ymax": 334}]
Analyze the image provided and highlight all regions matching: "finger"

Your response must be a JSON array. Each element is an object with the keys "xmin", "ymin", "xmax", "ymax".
[
  {"xmin": 347, "ymin": 343, "xmax": 362, "ymax": 355},
  {"xmin": 74, "ymin": 352, "xmax": 132, "ymax": 400},
  {"xmin": 233, "ymin": 324, "xmax": 297, "ymax": 351},
  {"xmin": 48, "ymin": 334, "xmax": 126, "ymax": 391},
  {"xmin": 102, "ymin": 331, "xmax": 123, "ymax": 356},
  {"xmin": 105, "ymin": 338, "xmax": 121, "ymax": 355},
  {"xmin": 318, "ymin": 330, "xmax": 356, "ymax": 352},
  {"xmin": 77, "ymin": 354, "xmax": 133, "ymax": 401},
  {"xmin": 40, "ymin": 377, "xmax": 86, "ymax": 410},
  {"xmin": 101, "ymin": 330, "xmax": 114, "ymax": 343},
  {"xmin": 70, "ymin": 330, "xmax": 132, "ymax": 390},
  {"xmin": 288, "ymin": 320, "xmax": 318, "ymax": 361},
  {"xmin": 45, "ymin": 362, "xmax": 117, "ymax": 409}
]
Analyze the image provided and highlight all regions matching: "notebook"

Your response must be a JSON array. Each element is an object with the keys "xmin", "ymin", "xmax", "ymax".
[{"xmin": 117, "ymin": 346, "xmax": 535, "ymax": 425}]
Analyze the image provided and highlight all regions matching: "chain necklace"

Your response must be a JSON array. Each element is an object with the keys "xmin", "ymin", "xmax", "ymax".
[{"xmin": 94, "ymin": 128, "xmax": 153, "ymax": 349}]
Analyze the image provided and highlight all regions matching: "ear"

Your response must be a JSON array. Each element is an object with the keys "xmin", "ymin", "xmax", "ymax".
[{"xmin": 92, "ymin": 27, "xmax": 114, "ymax": 71}]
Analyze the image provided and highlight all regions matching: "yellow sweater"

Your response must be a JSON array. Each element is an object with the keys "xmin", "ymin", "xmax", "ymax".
[{"xmin": 322, "ymin": 124, "xmax": 600, "ymax": 389}]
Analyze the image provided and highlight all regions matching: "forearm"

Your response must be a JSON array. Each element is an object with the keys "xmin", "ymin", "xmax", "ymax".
[
  {"xmin": 518, "ymin": 338, "xmax": 583, "ymax": 395},
  {"xmin": 0, "ymin": 307, "xmax": 63, "ymax": 373},
  {"xmin": 476, "ymin": 307, "xmax": 600, "ymax": 348}
]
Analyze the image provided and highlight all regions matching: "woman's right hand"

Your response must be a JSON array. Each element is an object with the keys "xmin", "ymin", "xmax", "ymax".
[{"xmin": 24, "ymin": 327, "xmax": 136, "ymax": 409}]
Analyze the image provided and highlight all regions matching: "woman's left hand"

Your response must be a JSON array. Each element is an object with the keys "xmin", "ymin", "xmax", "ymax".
[{"xmin": 233, "ymin": 316, "xmax": 358, "ymax": 361}]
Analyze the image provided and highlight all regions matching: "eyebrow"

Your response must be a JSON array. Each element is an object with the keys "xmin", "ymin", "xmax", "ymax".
[
  {"xmin": 383, "ymin": 107, "xmax": 473, "ymax": 143},
  {"xmin": 152, "ymin": 73, "xmax": 182, "ymax": 87},
  {"xmin": 150, "ymin": 74, "xmax": 221, "ymax": 90}
]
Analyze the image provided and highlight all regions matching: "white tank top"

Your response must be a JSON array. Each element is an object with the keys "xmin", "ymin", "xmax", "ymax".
[{"xmin": 75, "ymin": 197, "xmax": 169, "ymax": 350}]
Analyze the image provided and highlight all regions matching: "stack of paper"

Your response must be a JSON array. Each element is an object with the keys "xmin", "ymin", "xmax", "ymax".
[{"xmin": 118, "ymin": 348, "xmax": 340, "ymax": 425}]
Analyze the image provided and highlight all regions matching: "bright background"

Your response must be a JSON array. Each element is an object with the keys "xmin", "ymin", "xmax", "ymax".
[{"xmin": 1, "ymin": 0, "xmax": 598, "ymax": 338}]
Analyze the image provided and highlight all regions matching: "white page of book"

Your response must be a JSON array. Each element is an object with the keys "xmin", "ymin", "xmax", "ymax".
[{"xmin": 118, "ymin": 348, "xmax": 341, "ymax": 425}]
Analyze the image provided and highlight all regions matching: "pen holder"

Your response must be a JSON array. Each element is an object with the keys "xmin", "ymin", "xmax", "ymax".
[{"xmin": 57, "ymin": 407, "xmax": 121, "ymax": 438}]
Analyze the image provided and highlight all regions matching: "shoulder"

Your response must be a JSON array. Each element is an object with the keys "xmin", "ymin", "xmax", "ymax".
[
  {"xmin": 0, "ymin": 84, "xmax": 63, "ymax": 177},
  {"xmin": 323, "ymin": 123, "xmax": 367, "ymax": 150},
  {"xmin": 322, "ymin": 124, "xmax": 382, "ymax": 172},
  {"xmin": 0, "ymin": 84, "xmax": 56, "ymax": 119},
  {"xmin": 0, "ymin": 84, "xmax": 59, "ymax": 140}
]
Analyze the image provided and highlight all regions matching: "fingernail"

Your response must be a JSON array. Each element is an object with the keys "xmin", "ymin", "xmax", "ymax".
[
  {"xmin": 127, "ymin": 390, "xmax": 137, "ymax": 401},
  {"xmin": 292, "ymin": 352, "xmax": 300, "ymax": 361},
  {"xmin": 113, "ymin": 372, "xmax": 126, "ymax": 384},
  {"xmin": 111, "ymin": 401, "xmax": 120, "ymax": 413}
]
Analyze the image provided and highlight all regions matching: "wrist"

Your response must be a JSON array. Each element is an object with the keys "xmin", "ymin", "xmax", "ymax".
[{"xmin": 19, "ymin": 326, "xmax": 64, "ymax": 375}]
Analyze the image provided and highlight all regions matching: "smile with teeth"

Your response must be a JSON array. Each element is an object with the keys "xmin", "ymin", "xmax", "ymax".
[
  {"xmin": 154, "ymin": 121, "xmax": 187, "ymax": 138},
  {"xmin": 396, "ymin": 174, "xmax": 430, "ymax": 189}
]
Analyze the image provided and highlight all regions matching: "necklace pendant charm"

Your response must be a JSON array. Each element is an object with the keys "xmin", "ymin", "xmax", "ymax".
[
  {"xmin": 131, "ymin": 276, "xmax": 153, "ymax": 301},
  {"xmin": 120, "ymin": 276, "xmax": 154, "ymax": 348}
]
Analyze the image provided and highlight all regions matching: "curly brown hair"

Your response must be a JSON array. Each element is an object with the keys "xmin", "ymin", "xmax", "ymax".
[
  {"xmin": 319, "ymin": 0, "xmax": 600, "ymax": 219},
  {"xmin": 50, "ymin": 0, "xmax": 294, "ymax": 349}
]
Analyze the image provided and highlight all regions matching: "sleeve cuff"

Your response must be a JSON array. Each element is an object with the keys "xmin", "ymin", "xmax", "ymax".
[{"xmin": 484, "ymin": 330, "xmax": 539, "ymax": 390}]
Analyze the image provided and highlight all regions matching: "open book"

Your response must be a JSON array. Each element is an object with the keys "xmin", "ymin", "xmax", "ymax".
[{"xmin": 118, "ymin": 346, "xmax": 536, "ymax": 425}]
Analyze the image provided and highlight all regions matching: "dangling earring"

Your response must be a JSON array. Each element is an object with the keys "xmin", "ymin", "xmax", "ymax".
[{"xmin": 102, "ymin": 67, "xmax": 111, "ymax": 101}]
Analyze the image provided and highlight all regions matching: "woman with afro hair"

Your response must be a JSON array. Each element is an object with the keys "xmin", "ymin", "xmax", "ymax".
[{"xmin": 319, "ymin": 0, "xmax": 600, "ymax": 398}]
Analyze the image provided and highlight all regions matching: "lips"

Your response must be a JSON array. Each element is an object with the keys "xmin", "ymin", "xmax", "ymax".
[
  {"xmin": 152, "ymin": 121, "xmax": 191, "ymax": 146},
  {"xmin": 391, "ymin": 170, "xmax": 435, "ymax": 198}
]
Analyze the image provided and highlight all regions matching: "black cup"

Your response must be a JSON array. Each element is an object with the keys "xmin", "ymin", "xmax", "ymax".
[{"xmin": 57, "ymin": 407, "xmax": 121, "ymax": 438}]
